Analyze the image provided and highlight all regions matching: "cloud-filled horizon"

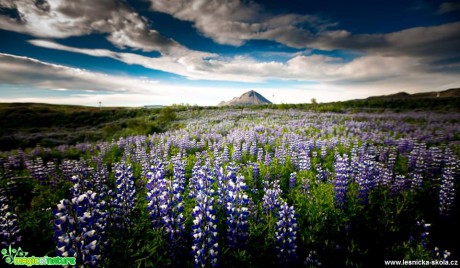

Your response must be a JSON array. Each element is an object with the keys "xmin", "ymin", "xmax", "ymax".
[{"xmin": 0, "ymin": 0, "xmax": 459, "ymax": 106}]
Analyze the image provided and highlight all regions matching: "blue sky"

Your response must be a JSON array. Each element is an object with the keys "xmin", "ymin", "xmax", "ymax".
[{"xmin": 0, "ymin": 0, "xmax": 459, "ymax": 106}]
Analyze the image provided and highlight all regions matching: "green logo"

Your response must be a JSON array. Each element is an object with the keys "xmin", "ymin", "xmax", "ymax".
[
  {"xmin": 1, "ymin": 245, "xmax": 76, "ymax": 266},
  {"xmin": 1, "ymin": 245, "xmax": 28, "ymax": 264}
]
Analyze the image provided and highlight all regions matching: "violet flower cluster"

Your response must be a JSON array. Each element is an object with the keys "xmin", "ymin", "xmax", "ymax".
[
  {"xmin": 275, "ymin": 202, "xmax": 298, "ymax": 264},
  {"xmin": 334, "ymin": 153, "xmax": 349, "ymax": 208},
  {"xmin": 0, "ymin": 192, "xmax": 21, "ymax": 247},
  {"xmin": 226, "ymin": 175, "xmax": 250, "ymax": 249},
  {"xmin": 112, "ymin": 162, "xmax": 137, "ymax": 230},
  {"xmin": 191, "ymin": 166, "xmax": 219, "ymax": 267}
]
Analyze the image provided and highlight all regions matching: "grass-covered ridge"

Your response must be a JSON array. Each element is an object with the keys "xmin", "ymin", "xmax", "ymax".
[{"xmin": 0, "ymin": 103, "xmax": 183, "ymax": 151}]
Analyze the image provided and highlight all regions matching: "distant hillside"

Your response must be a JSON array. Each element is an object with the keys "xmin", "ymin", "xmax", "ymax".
[
  {"xmin": 365, "ymin": 88, "xmax": 460, "ymax": 100},
  {"xmin": 0, "ymin": 103, "xmax": 177, "ymax": 151},
  {"xmin": 218, "ymin": 90, "xmax": 272, "ymax": 106}
]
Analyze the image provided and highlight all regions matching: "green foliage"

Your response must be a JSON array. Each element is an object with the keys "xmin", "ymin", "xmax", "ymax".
[{"xmin": 0, "ymin": 104, "xmax": 181, "ymax": 151}]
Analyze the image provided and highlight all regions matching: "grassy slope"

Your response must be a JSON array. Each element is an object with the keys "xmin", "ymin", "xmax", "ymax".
[{"xmin": 0, "ymin": 103, "xmax": 172, "ymax": 151}]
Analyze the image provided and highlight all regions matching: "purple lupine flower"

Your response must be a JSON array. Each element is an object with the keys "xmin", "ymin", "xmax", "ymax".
[
  {"xmin": 262, "ymin": 180, "xmax": 282, "ymax": 213},
  {"xmin": 146, "ymin": 160, "xmax": 166, "ymax": 228},
  {"xmin": 215, "ymin": 163, "xmax": 226, "ymax": 208},
  {"xmin": 378, "ymin": 165, "xmax": 392, "ymax": 187},
  {"xmin": 320, "ymin": 145, "xmax": 327, "ymax": 159},
  {"xmin": 45, "ymin": 161, "xmax": 57, "ymax": 186},
  {"xmin": 226, "ymin": 162, "xmax": 238, "ymax": 181},
  {"xmin": 0, "ymin": 192, "xmax": 21, "ymax": 247},
  {"xmin": 428, "ymin": 147, "xmax": 443, "ymax": 176},
  {"xmin": 298, "ymin": 149, "xmax": 311, "ymax": 171},
  {"xmin": 251, "ymin": 162, "xmax": 260, "ymax": 182},
  {"xmin": 387, "ymin": 149, "xmax": 397, "ymax": 174},
  {"xmin": 232, "ymin": 143, "xmax": 242, "ymax": 162},
  {"xmin": 60, "ymin": 160, "xmax": 76, "ymax": 181},
  {"xmin": 257, "ymin": 147, "xmax": 264, "ymax": 162},
  {"xmin": 356, "ymin": 156, "xmax": 378, "ymax": 204},
  {"xmin": 409, "ymin": 153, "xmax": 425, "ymax": 190},
  {"xmin": 54, "ymin": 192, "xmax": 107, "ymax": 267},
  {"xmin": 250, "ymin": 142, "xmax": 257, "ymax": 157},
  {"xmin": 334, "ymin": 154, "xmax": 349, "ymax": 208},
  {"xmin": 191, "ymin": 166, "xmax": 219, "ymax": 267},
  {"xmin": 434, "ymin": 247, "xmax": 451, "ymax": 261},
  {"xmin": 7, "ymin": 153, "xmax": 22, "ymax": 169},
  {"xmin": 304, "ymin": 250, "xmax": 322, "ymax": 266},
  {"xmin": 439, "ymin": 151, "xmax": 457, "ymax": 216},
  {"xmin": 173, "ymin": 154, "xmax": 186, "ymax": 192},
  {"xmin": 159, "ymin": 175, "xmax": 186, "ymax": 261},
  {"xmin": 242, "ymin": 142, "xmax": 249, "ymax": 155},
  {"xmin": 166, "ymin": 179, "xmax": 186, "ymax": 238},
  {"xmin": 391, "ymin": 175, "xmax": 409, "ymax": 195},
  {"xmin": 416, "ymin": 220, "xmax": 431, "ymax": 249},
  {"xmin": 289, "ymin": 172, "xmax": 297, "ymax": 190},
  {"xmin": 226, "ymin": 175, "xmax": 250, "ymax": 249},
  {"xmin": 316, "ymin": 163, "xmax": 328, "ymax": 182},
  {"xmin": 27, "ymin": 157, "xmax": 47, "ymax": 183},
  {"xmin": 73, "ymin": 191, "xmax": 106, "ymax": 267},
  {"xmin": 93, "ymin": 162, "xmax": 110, "ymax": 198},
  {"xmin": 53, "ymin": 199, "xmax": 77, "ymax": 259},
  {"xmin": 112, "ymin": 162, "xmax": 137, "ymax": 229},
  {"xmin": 188, "ymin": 155, "xmax": 202, "ymax": 199},
  {"xmin": 275, "ymin": 202, "xmax": 298, "ymax": 264},
  {"xmin": 222, "ymin": 146, "xmax": 230, "ymax": 163},
  {"xmin": 275, "ymin": 146, "xmax": 286, "ymax": 165},
  {"xmin": 264, "ymin": 152, "xmax": 272, "ymax": 167}
]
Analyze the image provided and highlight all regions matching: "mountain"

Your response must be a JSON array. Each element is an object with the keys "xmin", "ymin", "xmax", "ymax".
[
  {"xmin": 218, "ymin": 90, "xmax": 272, "ymax": 106},
  {"xmin": 365, "ymin": 88, "xmax": 460, "ymax": 100}
]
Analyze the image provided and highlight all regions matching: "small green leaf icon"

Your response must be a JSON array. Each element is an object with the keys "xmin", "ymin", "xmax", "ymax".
[
  {"xmin": 1, "ymin": 249, "xmax": 6, "ymax": 255},
  {"xmin": 11, "ymin": 248, "xmax": 17, "ymax": 254}
]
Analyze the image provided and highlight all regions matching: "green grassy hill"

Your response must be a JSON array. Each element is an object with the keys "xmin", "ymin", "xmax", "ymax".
[{"xmin": 0, "ymin": 103, "xmax": 178, "ymax": 151}]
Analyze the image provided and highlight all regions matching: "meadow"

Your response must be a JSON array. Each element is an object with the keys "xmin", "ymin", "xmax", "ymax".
[{"xmin": 1, "ymin": 107, "xmax": 459, "ymax": 267}]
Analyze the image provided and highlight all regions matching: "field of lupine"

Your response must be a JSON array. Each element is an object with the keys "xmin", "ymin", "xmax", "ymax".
[{"xmin": 1, "ymin": 108, "xmax": 459, "ymax": 267}]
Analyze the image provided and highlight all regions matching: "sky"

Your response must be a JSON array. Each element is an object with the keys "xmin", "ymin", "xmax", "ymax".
[{"xmin": 0, "ymin": 0, "xmax": 459, "ymax": 106}]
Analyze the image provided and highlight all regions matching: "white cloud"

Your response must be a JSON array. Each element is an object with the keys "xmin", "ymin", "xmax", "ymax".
[
  {"xmin": 150, "ymin": 0, "xmax": 460, "ymax": 62},
  {"xmin": 150, "ymin": 0, "xmax": 328, "ymax": 48},
  {"xmin": 0, "ymin": 0, "xmax": 191, "ymax": 55},
  {"xmin": 28, "ymin": 39, "xmax": 460, "ymax": 89},
  {"xmin": 1, "ymin": 52, "xmax": 459, "ymax": 107},
  {"xmin": 0, "ymin": 53, "xmax": 160, "ymax": 93}
]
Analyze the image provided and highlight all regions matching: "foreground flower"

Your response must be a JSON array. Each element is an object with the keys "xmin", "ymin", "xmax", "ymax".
[
  {"xmin": 0, "ymin": 192, "xmax": 21, "ymax": 247},
  {"xmin": 275, "ymin": 202, "xmax": 298, "ymax": 264},
  {"xmin": 334, "ymin": 154, "xmax": 349, "ymax": 208},
  {"xmin": 226, "ymin": 175, "xmax": 250, "ymax": 249},
  {"xmin": 191, "ymin": 166, "xmax": 218, "ymax": 267},
  {"xmin": 112, "ymin": 162, "xmax": 137, "ymax": 230}
]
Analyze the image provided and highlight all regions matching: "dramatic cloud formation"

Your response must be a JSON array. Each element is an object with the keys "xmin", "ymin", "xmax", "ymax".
[
  {"xmin": 0, "ymin": 0, "xmax": 459, "ymax": 105},
  {"xmin": 0, "ymin": 0, "xmax": 190, "ymax": 55},
  {"xmin": 151, "ymin": 0, "xmax": 460, "ymax": 61},
  {"xmin": 28, "ymin": 38, "xmax": 460, "ymax": 89},
  {"xmin": 150, "ymin": 0, "xmax": 329, "ymax": 48},
  {"xmin": 0, "ymin": 53, "xmax": 159, "ymax": 93}
]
